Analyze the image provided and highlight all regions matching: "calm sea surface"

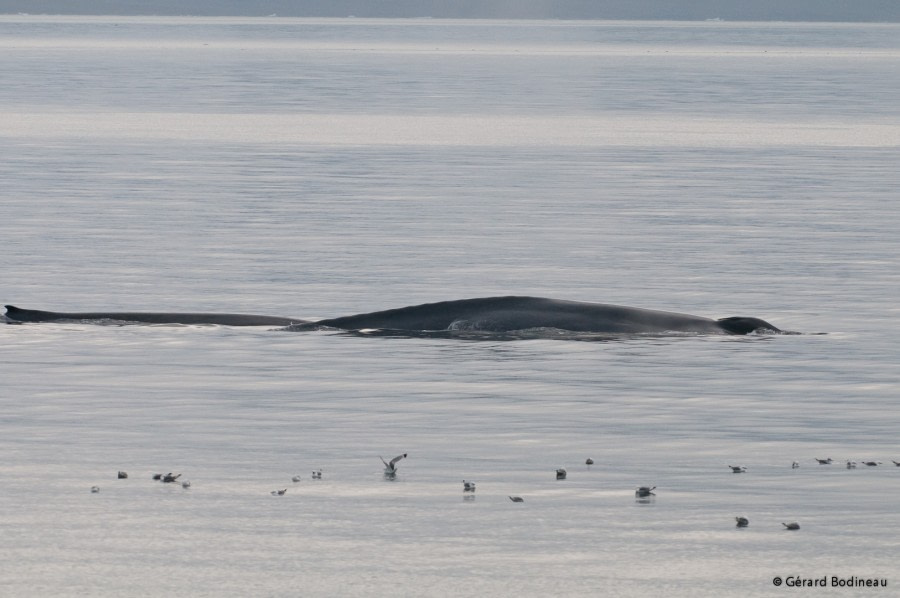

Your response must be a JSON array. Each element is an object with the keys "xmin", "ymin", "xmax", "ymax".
[{"xmin": 2, "ymin": 16, "xmax": 899, "ymax": 597}]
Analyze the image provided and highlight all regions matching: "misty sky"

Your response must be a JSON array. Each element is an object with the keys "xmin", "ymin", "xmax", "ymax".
[{"xmin": 2, "ymin": 1, "xmax": 899, "ymax": 21}]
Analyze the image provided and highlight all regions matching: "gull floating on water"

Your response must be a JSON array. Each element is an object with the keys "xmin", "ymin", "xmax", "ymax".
[
  {"xmin": 117, "ymin": 471, "xmax": 128, "ymax": 479},
  {"xmin": 862, "ymin": 461, "xmax": 881, "ymax": 467},
  {"xmin": 91, "ymin": 486, "xmax": 100, "ymax": 493},
  {"xmin": 585, "ymin": 458, "xmax": 594, "ymax": 466},
  {"xmin": 312, "ymin": 469, "xmax": 322, "ymax": 479},
  {"xmin": 792, "ymin": 461, "xmax": 799, "ymax": 469},
  {"xmin": 556, "ymin": 468, "xmax": 567, "ymax": 480},
  {"xmin": 815, "ymin": 458, "xmax": 833, "ymax": 464},
  {"xmin": 509, "ymin": 496, "xmax": 524, "ymax": 503},
  {"xmin": 846, "ymin": 461, "xmax": 857, "ymax": 469},
  {"xmin": 893, "ymin": 461, "xmax": 900, "ymax": 466},
  {"xmin": 463, "ymin": 480, "xmax": 476, "ymax": 492},
  {"xmin": 735, "ymin": 517, "xmax": 749, "ymax": 528},
  {"xmin": 181, "ymin": 480, "xmax": 191, "ymax": 489},
  {"xmin": 161, "ymin": 473, "xmax": 181, "ymax": 483},
  {"xmin": 729, "ymin": 465, "xmax": 747, "ymax": 473},
  {"xmin": 635, "ymin": 486, "xmax": 656, "ymax": 498},
  {"xmin": 381, "ymin": 453, "xmax": 407, "ymax": 476},
  {"xmin": 271, "ymin": 489, "xmax": 287, "ymax": 496},
  {"xmin": 292, "ymin": 475, "xmax": 302, "ymax": 483},
  {"xmin": 782, "ymin": 522, "xmax": 800, "ymax": 530}
]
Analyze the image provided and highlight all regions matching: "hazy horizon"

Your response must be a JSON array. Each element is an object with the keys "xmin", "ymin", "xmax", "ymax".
[{"xmin": 2, "ymin": 0, "xmax": 900, "ymax": 22}]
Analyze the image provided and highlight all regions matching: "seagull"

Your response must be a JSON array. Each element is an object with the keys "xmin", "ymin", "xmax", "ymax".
[
  {"xmin": 181, "ymin": 480, "xmax": 191, "ymax": 489},
  {"xmin": 635, "ymin": 486, "xmax": 656, "ymax": 498},
  {"xmin": 815, "ymin": 458, "xmax": 833, "ymax": 464},
  {"xmin": 846, "ymin": 461, "xmax": 857, "ymax": 469},
  {"xmin": 791, "ymin": 461, "xmax": 799, "ymax": 469},
  {"xmin": 117, "ymin": 471, "xmax": 128, "ymax": 479},
  {"xmin": 312, "ymin": 469, "xmax": 322, "ymax": 480},
  {"xmin": 161, "ymin": 473, "xmax": 181, "ymax": 483},
  {"xmin": 152, "ymin": 473, "xmax": 163, "ymax": 480},
  {"xmin": 91, "ymin": 486, "xmax": 100, "ymax": 493},
  {"xmin": 463, "ymin": 480, "xmax": 476, "ymax": 493},
  {"xmin": 380, "ymin": 453, "xmax": 407, "ymax": 475},
  {"xmin": 556, "ymin": 468, "xmax": 567, "ymax": 480},
  {"xmin": 585, "ymin": 458, "xmax": 594, "ymax": 466},
  {"xmin": 893, "ymin": 461, "xmax": 900, "ymax": 466},
  {"xmin": 735, "ymin": 517, "xmax": 749, "ymax": 527},
  {"xmin": 292, "ymin": 475, "xmax": 302, "ymax": 483},
  {"xmin": 271, "ymin": 489, "xmax": 287, "ymax": 496},
  {"xmin": 729, "ymin": 465, "xmax": 747, "ymax": 473},
  {"xmin": 509, "ymin": 496, "xmax": 524, "ymax": 503},
  {"xmin": 782, "ymin": 522, "xmax": 800, "ymax": 530},
  {"xmin": 862, "ymin": 461, "xmax": 881, "ymax": 467}
]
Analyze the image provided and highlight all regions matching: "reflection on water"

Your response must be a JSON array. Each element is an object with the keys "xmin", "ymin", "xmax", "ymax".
[{"xmin": 300, "ymin": 325, "xmax": 793, "ymax": 342}]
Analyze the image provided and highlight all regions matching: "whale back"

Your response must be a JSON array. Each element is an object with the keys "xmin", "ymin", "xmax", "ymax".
[
  {"xmin": 6, "ymin": 299, "xmax": 783, "ymax": 336},
  {"xmin": 4, "ymin": 305, "xmax": 301, "ymax": 326},
  {"xmin": 310, "ymin": 296, "xmax": 729, "ymax": 335}
]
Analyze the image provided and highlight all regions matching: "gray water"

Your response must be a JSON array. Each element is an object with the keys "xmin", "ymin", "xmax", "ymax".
[{"xmin": 2, "ymin": 16, "xmax": 899, "ymax": 597}]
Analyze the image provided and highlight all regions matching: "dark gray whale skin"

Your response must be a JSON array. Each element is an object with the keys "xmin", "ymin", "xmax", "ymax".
[
  {"xmin": 4, "ymin": 297, "xmax": 780, "ymax": 335},
  {"xmin": 3, "ymin": 305, "xmax": 298, "ymax": 326},
  {"xmin": 288, "ymin": 296, "xmax": 779, "ymax": 335}
]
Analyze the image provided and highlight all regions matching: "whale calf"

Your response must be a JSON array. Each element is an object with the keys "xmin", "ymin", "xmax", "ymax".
[{"xmin": 4, "ymin": 296, "xmax": 781, "ymax": 336}]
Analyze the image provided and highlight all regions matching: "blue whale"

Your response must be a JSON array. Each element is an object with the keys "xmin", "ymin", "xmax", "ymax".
[{"xmin": 4, "ymin": 296, "xmax": 780, "ymax": 336}]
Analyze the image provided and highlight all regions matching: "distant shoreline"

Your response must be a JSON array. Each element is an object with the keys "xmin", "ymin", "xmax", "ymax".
[
  {"xmin": 3, "ymin": 13, "xmax": 900, "ymax": 24},
  {"xmin": 1, "ymin": 0, "xmax": 899, "ymax": 24}
]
